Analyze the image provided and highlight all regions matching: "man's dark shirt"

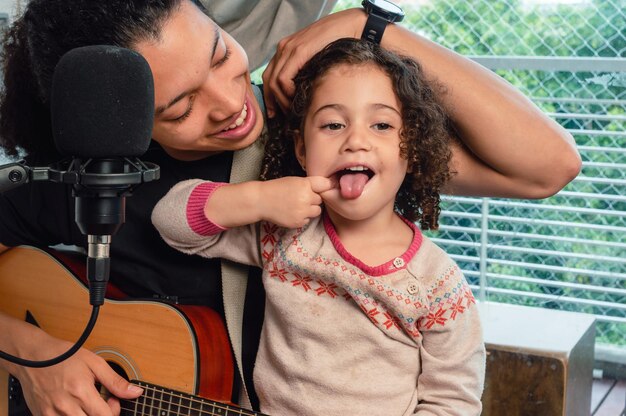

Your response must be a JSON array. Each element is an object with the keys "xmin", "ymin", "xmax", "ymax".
[{"xmin": 0, "ymin": 143, "xmax": 264, "ymax": 408}]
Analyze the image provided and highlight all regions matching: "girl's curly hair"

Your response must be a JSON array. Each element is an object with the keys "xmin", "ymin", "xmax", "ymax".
[{"xmin": 261, "ymin": 38, "xmax": 454, "ymax": 230}]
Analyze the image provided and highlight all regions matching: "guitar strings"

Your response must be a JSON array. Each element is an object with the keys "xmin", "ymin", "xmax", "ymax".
[
  {"xmin": 119, "ymin": 404, "xmax": 235, "ymax": 416},
  {"xmin": 119, "ymin": 400, "xmax": 254, "ymax": 416},
  {"xmin": 119, "ymin": 399, "xmax": 242, "ymax": 416},
  {"xmin": 119, "ymin": 404, "xmax": 231, "ymax": 416},
  {"xmin": 119, "ymin": 383, "xmax": 262, "ymax": 416},
  {"xmin": 123, "ymin": 385, "xmax": 230, "ymax": 416}
]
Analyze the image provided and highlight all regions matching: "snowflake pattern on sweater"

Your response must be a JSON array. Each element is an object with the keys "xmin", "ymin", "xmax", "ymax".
[{"xmin": 258, "ymin": 213, "xmax": 476, "ymax": 343}]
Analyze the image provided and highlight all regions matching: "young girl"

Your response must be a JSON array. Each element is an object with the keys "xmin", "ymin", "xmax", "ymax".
[{"xmin": 153, "ymin": 38, "xmax": 484, "ymax": 415}]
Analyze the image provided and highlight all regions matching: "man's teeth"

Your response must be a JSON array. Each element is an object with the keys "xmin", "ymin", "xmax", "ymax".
[
  {"xmin": 346, "ymin": 166, "xmax": 368, "ymax": 172},
  {"xmin": 224, "ymin": 104, "xmax": 248, "ymax": 131}
]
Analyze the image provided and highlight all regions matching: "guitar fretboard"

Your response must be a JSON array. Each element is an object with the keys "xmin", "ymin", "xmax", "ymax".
[{"xmin": 120, "ymin": 380, "xmax": 268, "ymax": 416}]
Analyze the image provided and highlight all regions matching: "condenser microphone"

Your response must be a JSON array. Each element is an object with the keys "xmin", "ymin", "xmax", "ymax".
[
  {"xmin": 50, "ymin": 45, "xmax": 159, "ymax": 306},
  {"xmin": 0, "ymin": 45, "xmax": 160, "ymax": 368}
]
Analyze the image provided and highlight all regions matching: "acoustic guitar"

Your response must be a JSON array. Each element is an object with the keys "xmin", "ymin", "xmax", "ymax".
[{"xmin": 0, "ymin": 246, "xmax": 267, "ymax": 416}]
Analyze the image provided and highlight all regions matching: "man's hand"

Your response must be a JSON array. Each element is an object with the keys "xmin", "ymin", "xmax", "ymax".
[
  {"xmin": 11, "ymin": 335, "xmax": 143, "ymax": 416},
  {"xmin": 262, "ymin": 8, "xmax": 365, "ymax": 117}
]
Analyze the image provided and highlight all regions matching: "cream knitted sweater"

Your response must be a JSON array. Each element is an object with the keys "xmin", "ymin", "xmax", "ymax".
[{"xmin": 152, "ymin": 180, "xmax": 485, "ymax": 416}]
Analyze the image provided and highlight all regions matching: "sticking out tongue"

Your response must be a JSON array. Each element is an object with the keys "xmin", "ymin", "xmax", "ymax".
[{"xmin": 339, "ymin": 172, "xmax": 369, "ymax": 199}]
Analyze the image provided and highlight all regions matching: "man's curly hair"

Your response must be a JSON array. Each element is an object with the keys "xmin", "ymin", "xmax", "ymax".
[{"xmin": 261, "ymin": 38, "xmax": 454, "ymax": 230}]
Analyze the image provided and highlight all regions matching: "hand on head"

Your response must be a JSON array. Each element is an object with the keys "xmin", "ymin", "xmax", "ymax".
[{"xmin": 262, "ymin": 9, "xmax": 365, "ymax": 117}]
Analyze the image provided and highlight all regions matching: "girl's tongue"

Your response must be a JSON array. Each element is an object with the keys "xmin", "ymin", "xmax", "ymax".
[{"xmin": 339, "ymin": 172, "xmax": 369, "ymax": 199}]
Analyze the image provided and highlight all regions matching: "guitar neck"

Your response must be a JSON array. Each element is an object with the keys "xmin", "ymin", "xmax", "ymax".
[{"xmin": 120, "ymin": 380, "xmax": 268, "ymax": 416}]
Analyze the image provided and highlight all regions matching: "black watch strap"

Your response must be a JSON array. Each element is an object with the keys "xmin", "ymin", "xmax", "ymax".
[{"xmin": 361, "ymin": 13, "xmax": 388, "ymax": 44}]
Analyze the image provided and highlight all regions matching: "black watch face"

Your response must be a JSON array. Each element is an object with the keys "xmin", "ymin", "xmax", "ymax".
[{"xmin": 367, "ymin": 0, "xmax": 404, "ymax": 16}]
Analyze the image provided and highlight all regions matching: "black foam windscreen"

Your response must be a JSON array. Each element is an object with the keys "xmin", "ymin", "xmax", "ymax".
[{"xmin": 51, "ymin": 45, "xmax": 155, "ymax": 158}]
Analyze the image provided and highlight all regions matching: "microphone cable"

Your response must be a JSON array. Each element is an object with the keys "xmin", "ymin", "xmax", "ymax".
[{"xmin": 0, "ymin": 308, "xmax": 100, "ymax": 368}]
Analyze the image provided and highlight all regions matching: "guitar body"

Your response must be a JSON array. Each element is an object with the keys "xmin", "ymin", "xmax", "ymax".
[{"xmin": 0, "ymin": 246, "xmax": 235, "ymax": 415}]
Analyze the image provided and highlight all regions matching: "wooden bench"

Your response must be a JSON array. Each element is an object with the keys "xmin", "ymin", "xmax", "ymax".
[{"xmin": 478, "ymin": 301, "xmax": 596, "ymax": 416}]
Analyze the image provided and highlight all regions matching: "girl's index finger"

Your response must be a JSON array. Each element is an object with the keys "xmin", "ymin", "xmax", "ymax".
[{"xmin": 308, "ymin": 176, "xmax": 337, "ymax": 194}]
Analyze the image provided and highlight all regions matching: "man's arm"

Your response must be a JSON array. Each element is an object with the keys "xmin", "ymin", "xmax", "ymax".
[{"xmin": 262, "ymin": 8, "xmax": 581, "ymax": 199}]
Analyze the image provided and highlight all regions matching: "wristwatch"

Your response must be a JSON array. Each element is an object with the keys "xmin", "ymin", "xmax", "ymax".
[{"xmin": 361, "ymin": 0, "xmax": 405, "ymax": 44}]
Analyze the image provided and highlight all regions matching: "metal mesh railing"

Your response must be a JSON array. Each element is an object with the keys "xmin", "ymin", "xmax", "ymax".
[
  {"xmin": 335, "ymin": 0, "xmax": 626, "ymax": 350},
  {"xmin": 429, "ymin": 66, "xmax": 626, "ymax": 349}
]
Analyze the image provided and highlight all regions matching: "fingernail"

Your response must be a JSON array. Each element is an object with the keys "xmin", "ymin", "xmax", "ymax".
[{"xmin": 128, "ymin": 385, "xmax": 144, "ymax": 394}]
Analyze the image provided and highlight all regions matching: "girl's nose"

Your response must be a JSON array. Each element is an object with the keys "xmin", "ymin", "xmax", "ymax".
[{"xmin": 341, "ymin": 126, "xmax": 372, "ymax": 152}]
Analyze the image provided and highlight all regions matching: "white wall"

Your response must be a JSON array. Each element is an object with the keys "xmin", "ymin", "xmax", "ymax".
[
  {"xmin": 0, "ymin": 0, "xmax": 20, "ymax": 163},
  {"xmin": 0, "ymin": 0, "xmax": 22, "ymax": 21}
]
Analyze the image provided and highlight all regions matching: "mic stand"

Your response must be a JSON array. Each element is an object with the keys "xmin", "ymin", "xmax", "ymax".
[
  {"xmin": 0, "ymin": 160, "xmax": 31, "ymax": 192},
  {"xmin": 0, "ymin": 157, "xmax": 159, "ymax": 367}
]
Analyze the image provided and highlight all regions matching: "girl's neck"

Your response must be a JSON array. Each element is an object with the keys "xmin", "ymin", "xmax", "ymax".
[
  {"xmin": 325, "ymin": 208, "xmax": 415, "ymax": 267},
  {"xmin": 325, "ymin": 207, "xmax": 394, "ymax": 237}
]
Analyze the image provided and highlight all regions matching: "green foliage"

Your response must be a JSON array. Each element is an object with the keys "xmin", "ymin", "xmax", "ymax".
[{"xmin": 334, "ymin": 0, "xmax": 625, "ymax": 347}]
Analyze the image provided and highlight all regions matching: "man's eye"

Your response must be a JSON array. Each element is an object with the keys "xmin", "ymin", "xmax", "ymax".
[
  {"xmin": 171, "ymin": 96, "xmax": 195, "ymax": 123},
  {"xmin": 215, "ymin": 47, "xmax": 231, "ymax": 67}
]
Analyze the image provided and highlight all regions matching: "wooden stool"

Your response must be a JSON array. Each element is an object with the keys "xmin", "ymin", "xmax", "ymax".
[{"xmin": 478, "ymin": 302, "xmax": 596, "ymax": 416}]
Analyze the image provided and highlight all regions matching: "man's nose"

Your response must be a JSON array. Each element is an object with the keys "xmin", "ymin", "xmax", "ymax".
[{"xmin": 202, "ymin": 78, "xmax": 243, "ymax": 122}]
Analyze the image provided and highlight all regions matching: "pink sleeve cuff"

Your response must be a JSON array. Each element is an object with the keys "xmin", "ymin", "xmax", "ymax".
[{"xmin": 186, "ymin": 182, "xmax": 228, "ymax": 236}]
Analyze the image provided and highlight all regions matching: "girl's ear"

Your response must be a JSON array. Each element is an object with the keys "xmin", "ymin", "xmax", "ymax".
[{"xmin": 294, "ymin": 130, "xmax": 306, "ymax": 171}]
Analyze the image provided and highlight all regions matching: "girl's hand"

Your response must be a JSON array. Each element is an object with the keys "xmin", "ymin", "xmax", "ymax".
[
  {"xmin": 262, "ymin": 8, "xmax": 365, "ymax": 117},
  {"xmin": 11, "ymin": 334, "xmax": 143, "ymax": 416},
  {"xmin": 258, "ymin": 176, "xmax": 336, "ymax": 228}
]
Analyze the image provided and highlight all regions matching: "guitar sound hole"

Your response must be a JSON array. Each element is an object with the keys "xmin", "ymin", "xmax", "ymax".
[{"xmin": 108, "ymin": 361, "xmax": 130, "ymax": 380}]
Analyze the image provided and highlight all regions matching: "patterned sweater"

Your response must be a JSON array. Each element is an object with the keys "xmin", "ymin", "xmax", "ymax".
[{"xmin": 152, "ymin": 180, "xmax": 485, "ymax": 416}]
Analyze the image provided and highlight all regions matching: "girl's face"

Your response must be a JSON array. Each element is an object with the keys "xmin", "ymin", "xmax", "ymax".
[
  {"xmin": 134, "ymin": 1, "xmax": 264, "ymax": 161},
  {"xmin": 295, "ymin": 63, "xmax": 408, "ymax": 223}
]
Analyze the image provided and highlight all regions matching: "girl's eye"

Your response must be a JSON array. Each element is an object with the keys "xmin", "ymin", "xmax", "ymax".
[
  {"xmin": 322, "ymin": 122, "xmax": 344, "ymax": 131},
  {"xmin": 373, "ymin": 122, "xmax": 392, "ymax": 131},
  {"xmin": 173, "ymin": 96, "xmax": 195, "ymax": 123}
]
